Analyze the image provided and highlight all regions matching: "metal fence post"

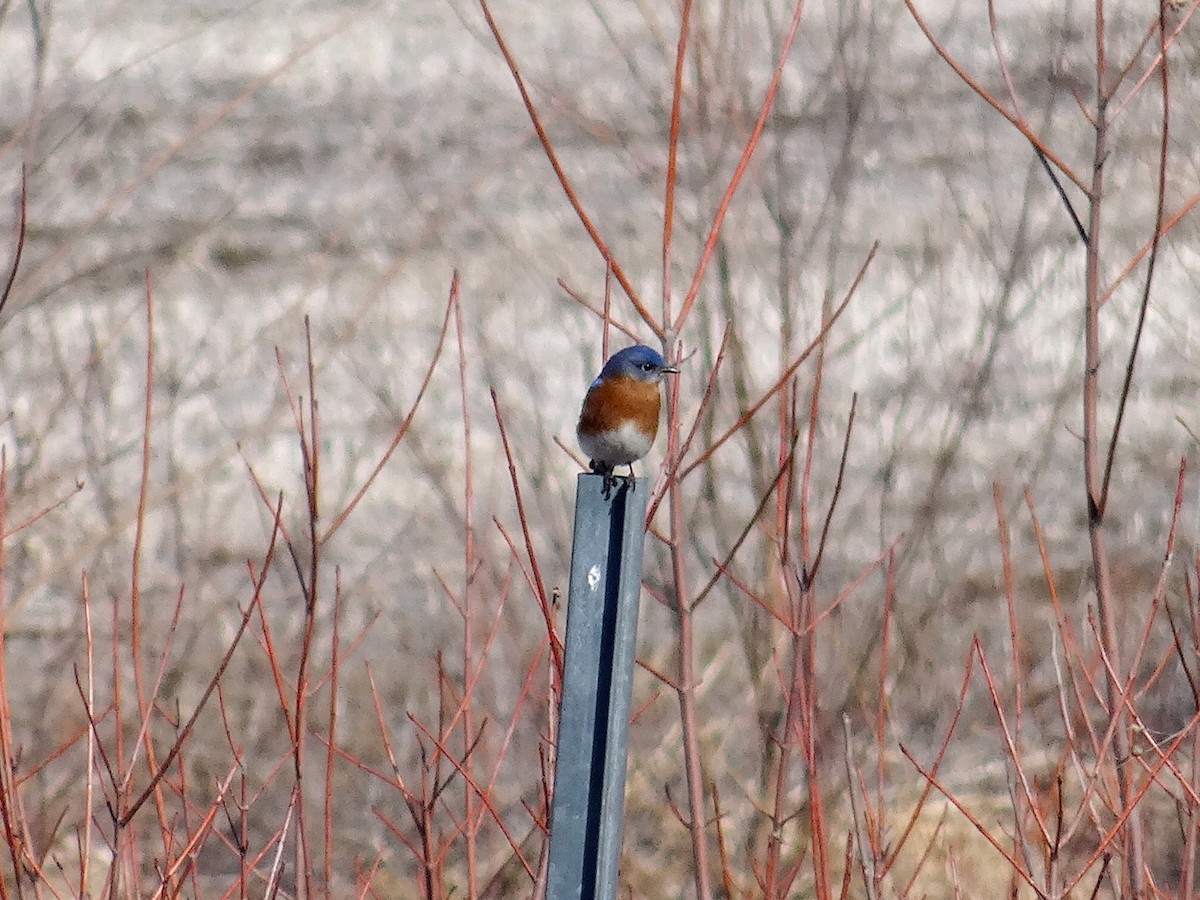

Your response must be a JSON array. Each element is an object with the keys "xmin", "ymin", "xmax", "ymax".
[{"xmin": 545, "ymin": 473, "xmax": 649, "ymax": 899}]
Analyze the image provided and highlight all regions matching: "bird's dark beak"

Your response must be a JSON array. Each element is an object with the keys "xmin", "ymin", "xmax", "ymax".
[{"xmin": 661, "ymin": 365, "xmax": 680, "ymax": 375}]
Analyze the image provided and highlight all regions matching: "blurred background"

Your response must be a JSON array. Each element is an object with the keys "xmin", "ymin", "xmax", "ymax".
[{"xmin": 0, "ymin": 0, "xmax": 1198, "ymax": 893}]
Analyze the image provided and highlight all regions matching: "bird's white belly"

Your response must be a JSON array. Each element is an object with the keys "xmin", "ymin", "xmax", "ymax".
[{"xmin": 578, "ymin": 421, "xmax": 653, "ymax": 465}]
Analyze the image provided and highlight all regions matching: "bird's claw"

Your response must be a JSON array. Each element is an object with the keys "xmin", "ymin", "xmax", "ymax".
[{"xmin": 589, "ymin": 460, "xmax": 630, "ymax": 500}]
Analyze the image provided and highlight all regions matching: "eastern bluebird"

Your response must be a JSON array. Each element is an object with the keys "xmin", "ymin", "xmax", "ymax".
[{"xmin": 576, "ymin": 344, "xmax": 679, "ymax": 487}]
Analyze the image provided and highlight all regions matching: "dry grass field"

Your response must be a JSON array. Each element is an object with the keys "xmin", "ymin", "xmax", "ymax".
[{"xmin": 1, "ymin": 0, "xmax": 1200, "ymax": 896}]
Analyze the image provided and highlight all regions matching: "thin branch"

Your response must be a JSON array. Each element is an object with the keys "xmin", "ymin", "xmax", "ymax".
[
  {"xmin": 802, "ymin": 393, "xmax": 856, "ymax": 589},
  {"xmin": 0, "ymin": 166, "xmax": 27, "ymax": 322},
  {"xmin": 680, "ymin": 243, "xmax": 873, "ymax": 481},
  {"xmin": 477, "ymin": 0, "xmax": 656, "ymax": 331},
  {"xmin": 1098, "ymin": 3, "xmax": 1172, "ymax": 514},
  {"xmin": 321, "ymin": 274, "xmax": 455, "ymax": 542},
  {"xmin": 902, "ymin": 0, "xmax": 1087, "ymax": 193},
  {"xmin": 121, "ymin": 504, "xmax": 281, "ymax": 826},
  {"xmin": 674, "ymin": 0, "xmax": 810, "ymax": 332},
  {"xmin": 661, "ymin": 0, "xmax": 693, "ymax": 325}
]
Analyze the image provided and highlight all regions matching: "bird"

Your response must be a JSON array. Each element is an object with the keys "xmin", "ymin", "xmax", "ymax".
[{"xmin": 576, "ymin": 344, "xmax": 679, "ymax": 491}]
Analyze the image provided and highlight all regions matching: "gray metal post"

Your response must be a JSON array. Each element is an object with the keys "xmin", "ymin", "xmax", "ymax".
[{"xmin": 546, "ymin": 473, "xmax": 649, "ymax": 900}]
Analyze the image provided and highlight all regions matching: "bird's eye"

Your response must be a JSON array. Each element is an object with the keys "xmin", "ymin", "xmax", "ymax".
[{"xmin": 641, "ymin": 362, "xmax": 655, "ymax": 372}]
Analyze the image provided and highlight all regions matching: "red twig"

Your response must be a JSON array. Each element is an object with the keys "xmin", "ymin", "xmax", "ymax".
[
  {"xmin": 452, "ymin": 281, "xmax": 480, "ymax": 897},
  {"xmin": 0, "ymin": 452, "xmax": 29, "ymax": 900},
  {"xmin": 902, "ymin": 0, "xmax": 1086, "ymax": 192},
  {"xmin": 661, "ymin": 0, "xmax": 693, "ymax": 327},
  {"xmin": 556, "ymin": 277, "xmax": 639, "ymax": 343},
  {"xmin": 321, "ymin": 276, "xmax": 455, "ymax": 543},
  {"xmin": 322, "ymin": 573, "xmax": 343, "ymax": 895},
  {"xmin": 899, "ymin": 742, "xmax": 1039, "ymax": 894},
  {"xmin": 477, "ymin": 0, "xmax": 656, "ymax": 331},
  {"xmin": 679, "ymin": 249, "xmax": 870, "ymax": 482},
  {"xmin": 408, "ymin": 715, "xmax": 536, "ymax": 882},
  {"xmin": 673, "ymin": 0, "xmax": 810, "ymax": 333},
  {"xmin": 645, "ymin": 327, "xmax": 731, "ymax": 525},
  {"xmin": 121, "ymin": 503, "xmax": 281, "ymax": 826},
  {"xmin": 490, "ymin": 391, "xmax": 561, "ymax": 677}
]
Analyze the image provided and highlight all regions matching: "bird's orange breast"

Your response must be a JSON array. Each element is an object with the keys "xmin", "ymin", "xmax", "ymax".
[{"xmin": 578, "ymin": 376, "xmax": 662, "ymax": 440}]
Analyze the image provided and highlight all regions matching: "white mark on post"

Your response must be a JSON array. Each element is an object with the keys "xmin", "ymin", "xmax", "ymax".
[{"xmin": 588, "ymin": 565, "xmax": 601, "ymax": 592}]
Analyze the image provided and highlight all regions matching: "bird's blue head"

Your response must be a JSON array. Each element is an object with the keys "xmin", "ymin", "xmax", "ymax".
[{"xmin": 596, "ymin": 345, "xmax": 680, "ymax": 384}]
